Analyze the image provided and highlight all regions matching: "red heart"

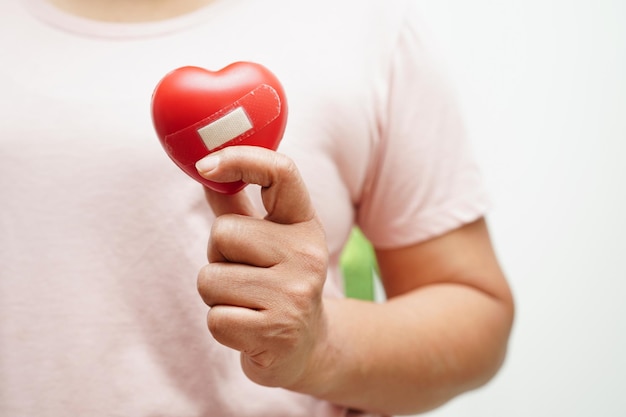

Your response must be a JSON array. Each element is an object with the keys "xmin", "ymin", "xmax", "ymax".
[{"xmin": 151, "ymin": 62, "xmax": 288, "ymax": 194}]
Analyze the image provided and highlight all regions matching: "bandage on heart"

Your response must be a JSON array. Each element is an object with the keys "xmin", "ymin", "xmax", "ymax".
[{"xmin": 164, "ymin": 84, "xmax": 281, "ymax": 159}]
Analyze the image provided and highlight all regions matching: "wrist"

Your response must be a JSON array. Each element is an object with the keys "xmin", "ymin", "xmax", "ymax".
[
  {"xmin": 285, "ymin": 299, "xmax": 337, "ymax": 397},
  {"xmin": 286, "ymin": 298, "xmax": 372, "ymax": 403}
]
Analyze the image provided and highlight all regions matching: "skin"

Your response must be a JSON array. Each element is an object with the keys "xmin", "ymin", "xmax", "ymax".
[
  {"xmin": 47, "ymin": 2, "xmax": 515, "ymax": 414},
  {"xmin": 47, "ymin": 0, "xmax": 214, "ymax": 22},
  {"xmin": 196, "ymin": 147, "xmax": 514, "ymax": 415}
]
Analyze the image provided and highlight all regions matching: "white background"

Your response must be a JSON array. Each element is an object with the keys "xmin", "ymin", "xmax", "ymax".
[{"xmin": 412, "ymin": 0, "xmax": 626, "ymax": 416}]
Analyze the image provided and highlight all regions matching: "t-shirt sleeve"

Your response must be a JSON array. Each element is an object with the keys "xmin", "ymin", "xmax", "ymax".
[{"xmin": 357, "ymin": 3, "xmax": 490, "ymax": 250}]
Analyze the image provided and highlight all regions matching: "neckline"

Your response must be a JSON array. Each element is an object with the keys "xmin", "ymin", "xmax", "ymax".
[{"xmin": 23, "ymin": 0, "xmax": 224, "ymax": 39}]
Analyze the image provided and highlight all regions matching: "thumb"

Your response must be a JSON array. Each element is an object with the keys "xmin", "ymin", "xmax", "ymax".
[{"xmin": 195, "ymin": 146, "xmax": 316, "ymax": 225}]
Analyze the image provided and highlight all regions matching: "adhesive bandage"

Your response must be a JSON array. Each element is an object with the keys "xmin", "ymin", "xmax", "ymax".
[{"xmin": 197, "ymin": 107, "xmax": 253, "ymax": 151}]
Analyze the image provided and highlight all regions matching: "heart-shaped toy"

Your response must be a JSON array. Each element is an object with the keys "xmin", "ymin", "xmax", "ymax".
[{"xmin": 151, "ymin": 62, "xmax": 288, "ymax": 194}]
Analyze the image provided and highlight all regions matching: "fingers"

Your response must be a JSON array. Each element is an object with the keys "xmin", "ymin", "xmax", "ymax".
[
  {"xmin": 204, "ymin": 289, "xmax": 323, "ymax": 386},
  {"xmin": 197, "ymin": 262, "xmax": 276, "ymax": 309},
  {"xmin": 199, "ymin": 261, "xmax": 322, "ymax": 376},
  {"xmin": 203, "ymin": 186, "xmax": 260, "ymax": 218},
  {"xmin": 208, "ymin": 213, "xmax": 289, "ymax": 265},
  {"xmin": 196, "ymin": 146, "xmax": 316, "ymax": 224},
  {"xmin": 199, "ymin": 234, "xmax": 326, "ymax": 309},
  {"xmin": 206, "ymin": 305, "xmax": 266, "ymax": 354},
  {"xmin": 206, "ymin": 305, "xmax": 309, "ymax": 377}
]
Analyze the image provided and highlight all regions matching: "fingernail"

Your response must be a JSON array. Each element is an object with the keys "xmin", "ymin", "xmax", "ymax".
[{"xmin": 196, "ymin": 155, "xmax": 220, "ymax": 174}]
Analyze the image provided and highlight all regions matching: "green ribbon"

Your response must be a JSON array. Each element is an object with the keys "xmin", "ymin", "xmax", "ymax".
[{"xmin": 339, "ymin": 228, "xmax": 378, "ymax": 301}]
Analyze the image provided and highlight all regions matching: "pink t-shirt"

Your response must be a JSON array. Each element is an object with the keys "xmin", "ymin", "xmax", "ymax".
[{"xmin": 0, "ymin": 0, "xmax": 489, "ymax": 415}]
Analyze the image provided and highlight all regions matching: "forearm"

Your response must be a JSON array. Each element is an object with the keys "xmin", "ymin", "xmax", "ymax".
[
  {"xmin": 293, "ymin": 284, "xmax": 514, "ymax": 415},
  {"xmin": 194, "ymin": 152, "xmax": 513, "ymax": 414}
]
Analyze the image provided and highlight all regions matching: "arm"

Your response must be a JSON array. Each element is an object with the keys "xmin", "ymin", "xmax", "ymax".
[
  {"xmin": 196, "ymin": 147, "xmax": 514, "ymax": 415},
  {"xmin": 301, "ymin": 217, "xmax": 514, "ymax": 415}
]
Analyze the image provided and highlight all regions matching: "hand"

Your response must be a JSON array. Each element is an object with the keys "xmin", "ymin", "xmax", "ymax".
[{"xmin": 195, "ymin": 146, "xmax": 329, "ymax": 390}]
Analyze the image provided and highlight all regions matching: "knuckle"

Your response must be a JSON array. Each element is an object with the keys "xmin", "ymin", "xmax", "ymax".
[
  {"xmin": 207, "ymin": 311, "xmax": 220, "ymax": 334},
  {"xmin": 277, "ymin": 238, "xmax": 328, "ymax": 307},
  {"xmin": 297, "ymin": 240, "xmax": 329, "ymax": 277},
  {"xmin": 272, "ymin": 154, "xmax": 298, "ymax": 179},
  {"xmin": 210, "ymin": 214, "xmax": 235, "ymax": 239},
  {"xmin": 197, "ymin": 263, "xmax": 228, "ymax": 306},
  {"xmin": 197, "ymin": 265, "xmax": 207, "ymax": 291},
  {"xmin": 196, "ymin": 265, "xmax": 214, "ymax": 304},
  {"xmin": 285, "ymin": 277, "xmax": 322, "ymax": 309},
  {"xmin": 206, "ymin": 309, "xmax": 223, "ymax": 337},
  {"xmin": 271, "ymin": 261, "xmax": 325, "ymax": 311},
  {"xmin": 210, "ymin": 214, "xmax": 244, "ymax": 247}
]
